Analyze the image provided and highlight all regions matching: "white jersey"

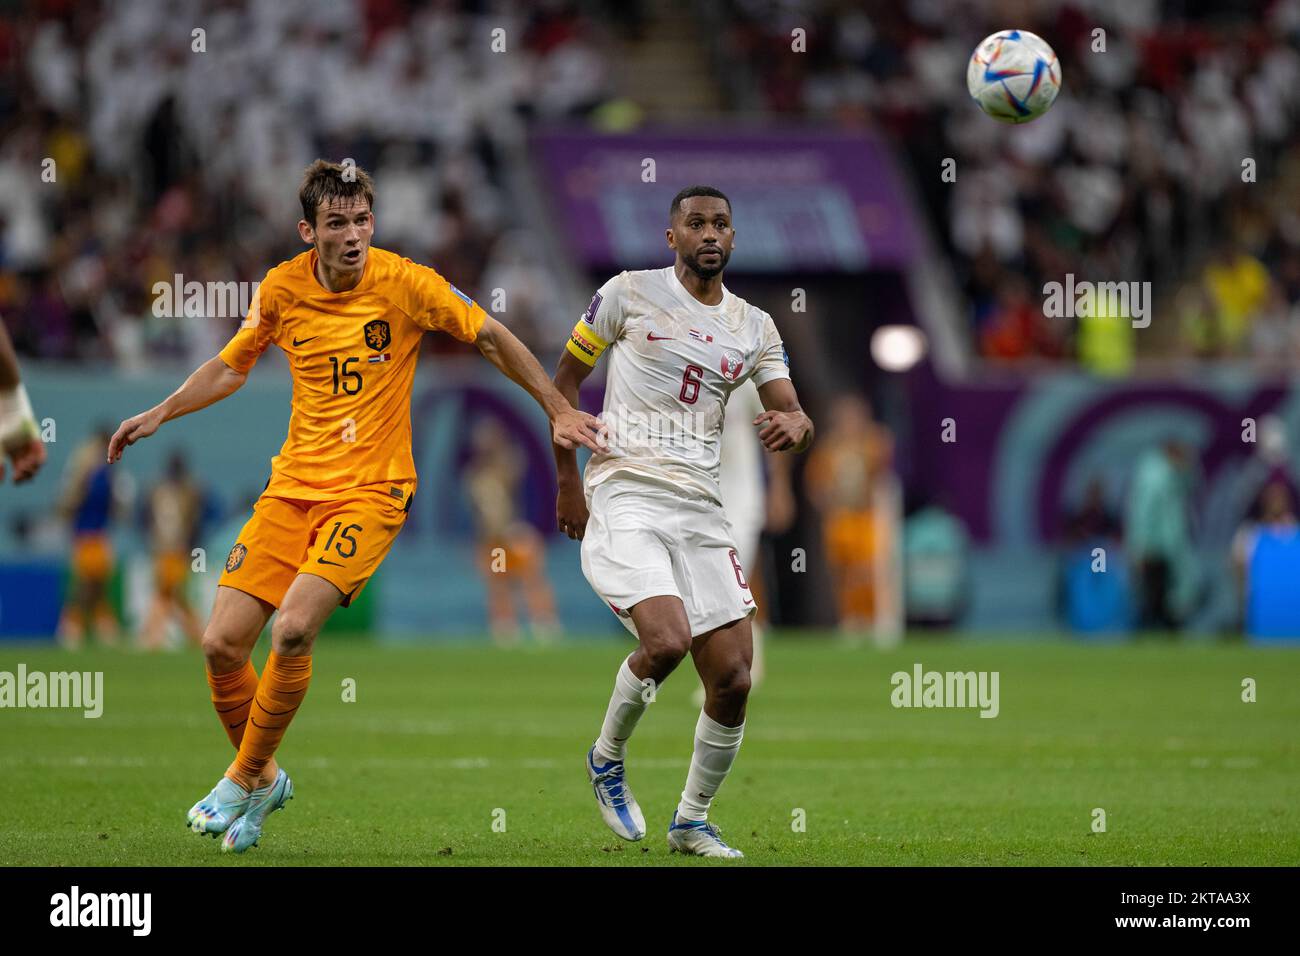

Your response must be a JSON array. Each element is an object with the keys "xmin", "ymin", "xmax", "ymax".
[{"xmin": 568, "ymin": 267, "xmax": 790, "ymax": 504}]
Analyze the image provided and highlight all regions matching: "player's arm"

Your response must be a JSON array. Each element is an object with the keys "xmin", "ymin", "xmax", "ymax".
[
  {"xmin": 0, "ymin": 319, "xmax": 45, "ymax": 483},
  {"xmin": 474, "ymin": 315, "xmax": 603, "ymax": 453},
  {"xmin": 107, "ymin": 355, "xmax": 247, "ymax": 464},
  {"xmin": 552, "ymin": 349, "xmax": 598, "ymax": 540},
  {"xmin": 109, "ymin": 277, "xmax": 277, "ymax": 464},
  {"xmin": 550, "ymin": 276, "xmax": 624, "ymax": 539},
  {"xmin": 755, "ymin": 378, "xmax": 814, "ymax": 453}
]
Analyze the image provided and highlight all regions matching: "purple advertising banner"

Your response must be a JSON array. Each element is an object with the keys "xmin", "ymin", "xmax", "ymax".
[
  {"xmin": 531, "ymin": 127, "xmax": 919, "ymax": 273},
  {"xmin": 904, "ymin": 364, "xmax": 1297, "ymax": 549}
]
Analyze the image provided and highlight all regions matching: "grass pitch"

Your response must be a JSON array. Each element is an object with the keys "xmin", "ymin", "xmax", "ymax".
[{"xmin": 1, "ymin": 635, "xmax": 1297, "ymax": 866}]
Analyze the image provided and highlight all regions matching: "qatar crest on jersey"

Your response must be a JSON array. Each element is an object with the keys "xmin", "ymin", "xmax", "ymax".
[
  {"xmin": 363, "ymin": 319, "xmax": 391, "ymax": 351},
  {"xmin": 720, "ymin": 348, "xmax": 744, "ymax": 382}
]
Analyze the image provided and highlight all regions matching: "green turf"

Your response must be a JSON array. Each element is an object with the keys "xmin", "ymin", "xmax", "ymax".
[{"xmin": 0, "ymin": 635, "xmax": 1297, "ymax": 866}]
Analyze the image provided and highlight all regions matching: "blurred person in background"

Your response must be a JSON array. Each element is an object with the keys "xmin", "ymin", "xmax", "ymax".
[
  {"xmin": 1126, "ymin": 440, "xmax": 1194, "ymax": 633},
  {"xmin": 1247, "ymin": 249, "xmax": 1300, "ymax": 367},
  {"xmin": 1231, "ymin": 479, "xmax": 1299, "ymax": 628},
  {"xmin": 1057, "ymin": 476, "xmax": 1128, "ymax": 633},
  {"xmin": 57, "ymin": 425, "xmax": 122, "ymax": 647},
  {"xmin": 805, "ymin": 393, "xmax": 895, "ymax": 639},
  {"xmin": 1064, "ymin": 477, "xmax": 1122, "ymax": 546},
  {"xmin": 978, "ymin": 274, "xmax": 1064, "ymax": 362},
  {"xmin": 1195, "ymin": 240, "xmax": 1273, "ymax": 357},
  {"xmin": 464, "ymin": 417, "xmax": 560, "ymax": 645},
  {"xmin": 139, "ymin": 450, "xmax": 205, "ymax": 650},
  {"xmin": 0, "ymin": 318, "xmax": 46, "ymax": 483},
  {"xmin": 903, "ymin": 495, "xmax": 971, "ymax": 630}
]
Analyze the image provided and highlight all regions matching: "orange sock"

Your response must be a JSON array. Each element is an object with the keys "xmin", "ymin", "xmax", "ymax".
[
  {"xmin": 229, "ymin": 652, "xmax": 312, "ymax": 788},
  {"xmin": 207, "ymin": 661, "xmax": 260, "ymax": 749}
]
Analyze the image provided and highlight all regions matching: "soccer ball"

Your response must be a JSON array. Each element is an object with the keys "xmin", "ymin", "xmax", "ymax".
[{"xmin": 966, "ymin": 30, "xmax": 1061, "ymax": 123}]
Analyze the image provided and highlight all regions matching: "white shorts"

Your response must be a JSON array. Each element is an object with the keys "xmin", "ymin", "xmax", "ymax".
[{"xmin": 581, "ymin": 478, "xmax": 757, "ymax": 638}]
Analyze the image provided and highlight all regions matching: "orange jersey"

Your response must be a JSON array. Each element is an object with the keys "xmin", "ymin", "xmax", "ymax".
[{"xmin": 219, "ymin": 247, "xmax": 488, "ymax": 499}]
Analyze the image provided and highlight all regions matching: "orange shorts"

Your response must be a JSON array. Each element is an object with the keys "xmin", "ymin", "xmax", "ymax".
[
  {"xmin": 824, "ymin": 510, "xmax": 880, "ymax": 567},
  {"xmin": 481, "ymin": 526, "xmax": 543, "ymax": 578},
  {"xmin": 154, "ymin": 551, "xmax": 190, "ymax": 595},
  {"xmin": 218, "ymin": 480, "xmax": 414, "ymax": 608},
  {"xmin": 72, "ymin": 533, "xmax": 114, "ymax": 581}
]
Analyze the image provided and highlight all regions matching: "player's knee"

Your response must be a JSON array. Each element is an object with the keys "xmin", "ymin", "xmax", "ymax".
[
  {"xmin": 201, "ymin": 627, "xmax": 249, "ymax": 672},
  {"xmin": 639, "ymin": 625, "xmax": 692, "ymax": 671},
  {"xmin": 708, "ymin": 662, "xmax": 752, "ymax": 706},
  {"xmin": 270, "ymin": 612, "xmax": 317, "ymax": 655}
]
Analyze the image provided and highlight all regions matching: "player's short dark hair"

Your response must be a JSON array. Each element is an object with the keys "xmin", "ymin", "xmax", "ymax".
[
  {"xmin": 299, "ymin": 159, "xmax": 375, "ymax": 226},
  {"xmin": 670, "ymin": 185, "xmax": 731, "ymax": 220}
]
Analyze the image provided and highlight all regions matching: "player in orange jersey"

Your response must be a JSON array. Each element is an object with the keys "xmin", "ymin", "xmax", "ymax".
[{"xmin": 107, "ymin": 160, "xmax": 603, "ymax": 853}]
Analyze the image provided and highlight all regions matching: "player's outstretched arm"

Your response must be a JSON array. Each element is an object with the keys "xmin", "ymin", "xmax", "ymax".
[
  {"xmin": 552, "ymin": 349, "xmax": 597, "ymax": 540},
  {"xmin": 107, "ymin": 355, "xmax": 247, "ymax": 464},
  {"xmin": 474, "ymin": 315, "xmax": 604, "ymax": 454},
  {"xmin": 0, "ymin": 319, "xmax": 45, "ymax": 483},
  {"xmin": 755, "ymin": 378, "xmax": 815, "ymax": 453}
]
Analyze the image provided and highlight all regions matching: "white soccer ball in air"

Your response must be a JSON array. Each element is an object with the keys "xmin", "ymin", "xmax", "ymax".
[{"xmin": 966, "ymin": 29, "xmax": 1062, "ymax": 123}]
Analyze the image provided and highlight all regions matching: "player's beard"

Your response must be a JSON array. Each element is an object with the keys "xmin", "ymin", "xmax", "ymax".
[{"xmin": 683, "ymin": 246, "xmax": 729, "ymax": 279}]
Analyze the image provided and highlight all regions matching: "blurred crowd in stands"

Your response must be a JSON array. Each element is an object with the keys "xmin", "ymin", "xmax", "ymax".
[
  {"xmin": 0, "ymin": 0, "xmax": 621, "ymax": 366},
  {"xmin": 719, "ymin": 0, "xmax": 1300, "ymax": 372},
  {"xmin": 7, "ymin": 0, "xmax": 1299, "ymax": 374}
]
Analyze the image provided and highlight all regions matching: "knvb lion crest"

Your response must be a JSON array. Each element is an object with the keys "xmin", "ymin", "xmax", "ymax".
[
  {"xmin": 364, "ymin": 319, "xmax": 391, "ymax": 351},
  {"xmin": 225, "ymin": 543, "xmax": 247, "ymax": 573},
  {"xmin": 720, "ymin": 348, "xmax": 744, "ymax": 382}
]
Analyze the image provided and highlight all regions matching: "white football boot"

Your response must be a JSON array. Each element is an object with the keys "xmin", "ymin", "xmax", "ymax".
[
  {"xmin": 222, "ymin": 769, "xmax": 293, "ymax": 853},
  {"xmin": 186, "ymin": 776, "xmax": 250, "ymax": 836},
  {"xmin": 586, "ymin": 745, "xmax": 646, "ymax": 841},
  {"xmin": 667, "ymin": 811, "xmax": 744, "ymax": 858}
]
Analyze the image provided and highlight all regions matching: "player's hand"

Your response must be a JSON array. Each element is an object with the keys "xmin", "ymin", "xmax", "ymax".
[
  {"xmin": 552, "ymin": 406, "xmax": 607, "ymax": 454},
  {"xmin": 556, "ymin": 480, "xmax": 590, "ymax": 540},
  {"xmin": 754, "ymin": 409, "xmax": 813, "ymax": 452},
  {"xmin": 107, "ymin": 408, "xmax": 163, "ymax": 463},
  {"xmin": 1, "ymin": 435, "xmax": 46, "ymax": 483}
]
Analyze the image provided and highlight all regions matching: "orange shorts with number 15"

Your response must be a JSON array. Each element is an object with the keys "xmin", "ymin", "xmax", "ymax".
[{"xmin": 218, "ymin": 480, "xmax": 414, "ymax": 608}]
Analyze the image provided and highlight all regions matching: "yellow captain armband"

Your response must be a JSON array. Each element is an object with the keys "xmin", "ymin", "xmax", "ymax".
[{"xmin": 566, "ymin": 320, "xmax": 608, "ymax": 366}]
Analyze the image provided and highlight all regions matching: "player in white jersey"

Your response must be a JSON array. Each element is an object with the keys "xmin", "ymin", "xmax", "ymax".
[{"xmin": 552, "ymin": 186, "xmax": 814, "ymax": 858}]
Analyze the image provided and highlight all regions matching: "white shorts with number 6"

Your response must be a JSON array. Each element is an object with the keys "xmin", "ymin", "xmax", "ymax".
[{"xmin": 581, "ymin": 478, "xmax": 757, "ymax": 638}]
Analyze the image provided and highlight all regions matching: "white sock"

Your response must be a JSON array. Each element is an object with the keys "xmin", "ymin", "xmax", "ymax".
[
  {"xmin": 676, "ymin": 711, "xmax": 745, "ymax": 822},
  {"xmin": 593, "ymin": 656, "xmax": 650, "ymax": 763}
]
